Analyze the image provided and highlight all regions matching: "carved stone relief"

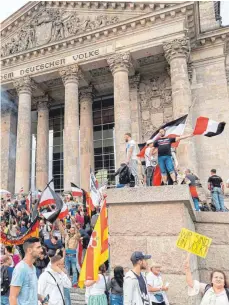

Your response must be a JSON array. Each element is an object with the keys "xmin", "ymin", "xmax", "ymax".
[
  {"xmin": 1, "ymin": 8, "xmax": 120, "ymax": 57},
  {"xmin": 139, "ymin": 74, "xmax": 173, "ymax": 141}
]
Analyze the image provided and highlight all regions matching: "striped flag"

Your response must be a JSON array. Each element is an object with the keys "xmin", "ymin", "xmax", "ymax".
[
  {"xmin": 38, "ymin": 185, "xmax": 55, "ymax": 208},
  {"xmin": 0, "ymin": 218, "xmax": 39, "ymax": 246},
  {"xmin": 19, "ymin": 187, "xmax": 23, "ymax": 193},
  {"xmin": 78, "ymin": 199, "xmax": 109, "ymax": 288},
  {"xmin": 90, "ymin": 169, "xmax": 101, "ymax": 207},
  {"xmin": 71, "ymin": 183, "xmax": 83, "ymax": 197},
  {"xmin": 39, "ymin": 190, "xmax": 64, "ymax": 223},
  {"xmin": 193, "ymin": 117, "xmax": 226, "ymax": 137},
  {"xmin": 26, "ymin": 191, "xmax": 32, "ymax": 213},
  {"xmin": 137, "ymin": 114, "xmax": 188, "ymax": 158}
]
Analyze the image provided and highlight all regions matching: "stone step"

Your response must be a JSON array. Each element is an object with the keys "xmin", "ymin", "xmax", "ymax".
[{"xmin": 70, "ymin": 288, "xmax": 85, "ymax": 305}]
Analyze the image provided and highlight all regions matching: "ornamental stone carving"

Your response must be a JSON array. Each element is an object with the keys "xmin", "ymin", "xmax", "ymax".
[
  {"xmin": 129, "ymin": 74, "xmax": 140, "ymax": 89},
  {"xmin": 107, "ymin": 52, "xmax": 132, "ymax": 74},
  {"xmin": 79, "ymin": 86, "xmax": 94, "ymax": 102},
  {"xmin": 139, "ymin": 74, "xmax": 173, "ymax": 141},
  {"xmin": 1, "ymin": 8, "xmax": 120, "ymax": 57},
  {"xmin": 13, "ymin": 76, "xmax": 35, "ymax": 94},
  {"xmin": 59, "ymin": 64, "xmax": 80, "ymax": 85},
  {"xmin": 35, "ymin": 95, "xmax": 50, "ymax": 111},
  {"xmin": 163, "ymin": 38, "xmax": 190, "ymax": 63}
]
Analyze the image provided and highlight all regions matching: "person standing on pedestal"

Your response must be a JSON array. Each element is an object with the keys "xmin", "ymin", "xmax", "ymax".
[
  {"xmin": 208, "ymin": 169, "xmax": 226, "ymax": 212},
  {"xmin": 124, "ymin": 133, "xmax": 138, "ymax": 186},
  {"xmin": 152, "ymin": 129, "xmax": 193, "ymax": 185}
]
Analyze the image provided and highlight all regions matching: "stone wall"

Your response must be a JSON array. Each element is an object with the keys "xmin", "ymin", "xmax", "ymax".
[
  {"xmin": 198, "ymin": 1, "xmax": 220, "ymax": 33},
  {"xmin": 191, "ymin": 44, "xmax": 229, "ymax": 188},
  {"xmin": 107, "ymin": 186, "xmax": 229, "ymax": 305}
]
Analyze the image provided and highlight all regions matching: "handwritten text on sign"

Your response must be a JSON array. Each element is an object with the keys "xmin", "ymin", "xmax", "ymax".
[{"xmin": 176, "ymin": 228, "xmax": 212, "ymax": 258}]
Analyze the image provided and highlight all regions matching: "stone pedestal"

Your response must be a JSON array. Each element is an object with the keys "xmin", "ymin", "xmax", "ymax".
[
  {"xmin": 164, "ymin": 38, "xmax": 196, "ymax": 172},
  {"xmin": 14, "ymin": 76, "xmax": 33, "ymax": 194},
  {"xmin": 0, "ymin": 102, "xmax": 17, "ymax": 194},
  {"xmin": 107, "ymin": 186, "xmax": 201, "ymax": 305},
  {"xmin": 107, "ymin": 52, "xmax": 131, "ymax": 169},
  {"xmin": 36, "ymin": 96, "xmax": 49, "ymax": 190},
  {"xmin": 80, "ymin": 87, "xmax": 94, "ymax": 191},
  {"xmin": 60, "ymin": 64, "xmax": 80, "ymax": 191}
]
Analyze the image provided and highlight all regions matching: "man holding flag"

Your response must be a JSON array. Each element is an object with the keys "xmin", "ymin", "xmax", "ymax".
[{"xmin": 152, "ymin": 128, "xmax": 193, "ymax": 185}]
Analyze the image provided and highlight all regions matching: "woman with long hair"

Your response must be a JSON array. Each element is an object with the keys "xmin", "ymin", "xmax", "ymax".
[
  {"xmin": 185, "ymin": 254, "xmax": 229, "ymax": 304},
  {"xmin": 85, "ymin": 264, "xmax": 109, "ymax": 305},
  {"xmin": 110, "ymin": 266, "xmax": 124, "ymax": 305}
]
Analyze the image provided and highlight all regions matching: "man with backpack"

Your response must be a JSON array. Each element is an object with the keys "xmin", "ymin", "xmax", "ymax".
[{"xmin": 0, "ymin": 255, "xmax": 14, "ymax": 305}]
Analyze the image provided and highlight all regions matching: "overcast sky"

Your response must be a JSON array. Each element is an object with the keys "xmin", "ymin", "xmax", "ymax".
[{"xmin": 0, "ymin": 0, "xmax": 229, "ymax": 25}]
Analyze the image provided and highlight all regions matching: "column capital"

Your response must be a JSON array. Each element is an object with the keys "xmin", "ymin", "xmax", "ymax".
[
  {"xmin": 163, "ymin": 38, "xmax": 190, "ymax": 63},
  {"xmin": 107, "ymin": 52, "xmax": 132, "ymax": 74},
  {"xmin": 34, "ymin": 95, "xmax": 51, "ymax": 111},
  {"xmin": 79, "ymin": 86, "xmax": 94, "ymax": 103},
  {"xmin": 13, "ymin": 76, "xmax": 35, "ymax": 94},
  {"xmin": 59, "ymin": 64, "xmax": 80, "ymax": 85},
  {"xmin": 129, "ymin": 74, "xmax": 140, "ymax": 89}
]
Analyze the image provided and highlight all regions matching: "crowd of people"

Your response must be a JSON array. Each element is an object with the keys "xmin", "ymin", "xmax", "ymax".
[
  {"xmin": 0, "ymin": 195, "xmax": 95, "ymax": 305},
  {"xmin": 122, "ymin": 131, "xmax": 228, "ymax": 212},
  {"xmin": 0, "ymin": 130, "xmax": 228, "ymax": 305}
]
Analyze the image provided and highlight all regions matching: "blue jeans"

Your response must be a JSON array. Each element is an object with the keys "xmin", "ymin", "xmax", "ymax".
[
  {"xmin": 212, "ymin": 187, "xmax": 225, "ymax": 211},
  {"xmin": 64, "ymin": 288, "xmax": 72, "ymax": 305},
  {"xmin": 110, "ymin": 294, "xmax": 123, "ymax": 305},
  {"xmin": 65, "ymin": 254, "xmax": 78, "ymax": 285},
  {"xmin": 1, "ymin": 296, "xmax": 9, "ymax": 305},
  {"xmin": 158, "ymin": 156, "xmax": 174, "ymax": 175},
  {"xmin": 192, "ymin": 197, "xmax": 200, "ymax": 211}
]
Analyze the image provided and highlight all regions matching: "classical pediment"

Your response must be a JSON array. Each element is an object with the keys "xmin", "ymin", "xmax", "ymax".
[{"xmin": 1, "ymin": 1, "xmax": 176, "ymax": 58}]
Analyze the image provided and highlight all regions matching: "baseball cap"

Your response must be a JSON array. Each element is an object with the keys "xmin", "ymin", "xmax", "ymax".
[
  {"xmin": 146, "ymin": 139, "xmax": 154, "ymax": 145},
  {"xmin": 130, "ymin": 251, "xmax": 151, "ymax": 264}
]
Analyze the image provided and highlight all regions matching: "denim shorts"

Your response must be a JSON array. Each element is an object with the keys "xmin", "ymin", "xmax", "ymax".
[{"xmin": 158, "ymin": 155, "xmax": 174, "ymax": 175}]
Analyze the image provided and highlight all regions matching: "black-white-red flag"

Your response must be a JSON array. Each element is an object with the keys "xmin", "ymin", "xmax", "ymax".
[
  {"xmin": 138, "ymin": 114, "xmax": 188, "ymax": 158},
  {"xmin": 71, "ymin": 183, "xmax": 83, "ymax": 197},
  {"xmin": 193, "ymin": 117, "xmax": 226, "ymax": 137}
]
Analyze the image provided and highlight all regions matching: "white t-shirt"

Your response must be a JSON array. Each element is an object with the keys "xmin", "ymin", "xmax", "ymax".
[
  {"xmin": 188, "ymin": 280, "xmax": 229, "ymax": 305},
  {"xmin": 87, "ymin": 274, "xmax": 108, "ymax": 296},
  {"xmin": 126, "ymin": 139, "xmax": 137, "ymax": 160},
  {"xmin": 146, "ymin": 272, "xmax": 169, "ymax": 304}
]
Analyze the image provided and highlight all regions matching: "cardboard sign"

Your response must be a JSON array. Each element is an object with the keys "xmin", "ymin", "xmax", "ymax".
[{"xmin": 176, "ymin": 228, "xmax": 212, "ymax": 258}]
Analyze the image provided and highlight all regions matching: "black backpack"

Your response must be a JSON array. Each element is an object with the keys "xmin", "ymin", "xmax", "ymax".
[
  {"xmin": 204, "ymin": 284, "xmax": 229, "ymax": 300},
  {"xmin": 0, "ymin": 266, "xmax": 10, "ymax": 295}
]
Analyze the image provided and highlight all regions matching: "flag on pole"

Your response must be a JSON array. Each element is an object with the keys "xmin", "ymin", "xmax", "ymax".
[
  {"xmin": 193, "ymin": 117, "xmax": 226, "ymax": 137},
  {"xmin": 38, "ymin": 185, "xmax": 55, "ymax": 208},
  {"xmin": 71, "ymin": 183, "xmax": 83, "ymax": 197},
  {"xmin": 26, "ymin": 191, "xmax": 32, "ymax": 213},
  {"xmin": 137, "ymin": 114, "xmax": 188, "ymax": 158},
  {"xmin": 39, "ymin": 190, "xmax": 64, "ymax": 223},
  {"xmin": 78, "ymin": 200, "xmax": 109, "ymax": 288},
  {"xmin": 90, "ymin": 169, "xmax": 101, "ymax": 207}
]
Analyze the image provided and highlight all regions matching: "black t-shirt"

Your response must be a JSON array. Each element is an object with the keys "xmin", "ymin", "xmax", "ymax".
[
  {"xmin": 208, "ymin": 175, "xmax": 223, "ymax": 188},
  {"xmin": 153, "ymin": 137, "xmax": 176, "ymax": 156},
  {"xmin": 132, "ymin": 272, "xmax": 150, "ymax": 305}
]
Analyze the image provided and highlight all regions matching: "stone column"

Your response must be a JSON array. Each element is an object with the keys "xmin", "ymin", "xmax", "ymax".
[
  {"xmin": 0, "ymin": 97, "xmax": 17, "ymax": 194},
  {"xmin": 80, "ymin": 86, "xmax": 94, "ymax": 191},
  {"xmin": 163, "ymin": 38, "xmax": 196, "ymax": 171},
  {"xmin": 35, "ymin": 96, "xmax": 49, "ymax": 190},
  {"xmin": 59, "ymin": 64, "xmax": 80, "ymax": 191},
  {"xmin": 14, "ymin": 76, "xmax": 33, "ymax": 194},
  {"xmin": 107, "ymin": 52, "xmax": 132, "ymax": 169},
  {"xmin": 129, "ymin": 74, "xmax": 141, "ymax": 143}
]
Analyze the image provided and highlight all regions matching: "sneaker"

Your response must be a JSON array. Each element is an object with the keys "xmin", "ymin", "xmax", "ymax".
[
  {"xmin": 73, "ymin": 284, "xmax": 78, "ymax": 288},
  {"xmin": 173, "ymin": 181, "xmax": 178, "ymax": 185}
]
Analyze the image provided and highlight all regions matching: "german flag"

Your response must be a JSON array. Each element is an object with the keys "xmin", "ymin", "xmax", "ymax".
[
  {"xmin": 78, "ymin": 199, "xmax": 109, "ymax": 287},
  {"xmin": 0, "ymin": 218, "xmax": 39, "ymax": 246}
]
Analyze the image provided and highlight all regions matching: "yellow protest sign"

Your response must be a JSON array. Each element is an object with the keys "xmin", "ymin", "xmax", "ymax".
[{"xmin": 176, "ymin": 228, "xmax": 212, "ymax": 258}]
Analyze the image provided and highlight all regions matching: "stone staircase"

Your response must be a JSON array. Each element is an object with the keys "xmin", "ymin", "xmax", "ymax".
[{"xmin": 70, "ymin": 288, "xmax": 85, "ymax": 305}]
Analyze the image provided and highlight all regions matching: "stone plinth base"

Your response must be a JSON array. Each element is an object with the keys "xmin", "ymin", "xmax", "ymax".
[{"xmin": 107, "ymin": 186, "xmax": 229, "ymax": 305}]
